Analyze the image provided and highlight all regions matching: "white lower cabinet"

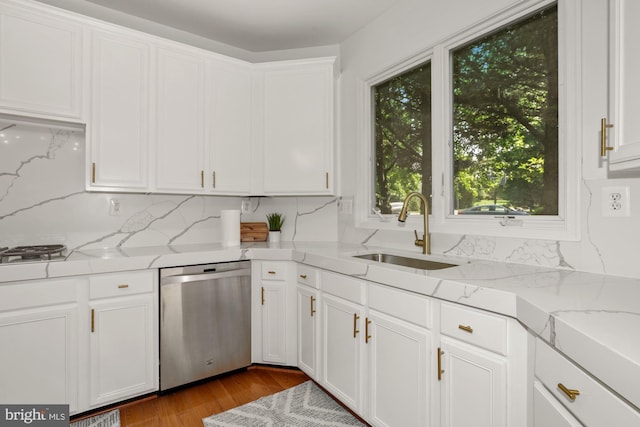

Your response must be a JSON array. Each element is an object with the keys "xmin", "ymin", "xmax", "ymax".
[
  {"xmin": 296, "ymin": 267, "xmax": 320, "ymax": 380},
  {"xmin": 0, "ymin": 270, "xmax": 158, "ymax": 415},
  {"xmin": 87, "ymin": 270, "xmax": 158, "ymax": 408},
  {"xmin": 439, "ymin": 337, "xmax": 506, "ymax": 427},
  {"xmin": 367, "ymin": 310, "xmax": 431, "ymax": 427},
  {"xmin": 0, "ymin": 278, "xmax": 80, "ymax": 412},
  {"xmin": 309, "ymin": 266, "xmax": 528, "ymax": 427},
  {"xmin": 319, "ymin": 270, "xmax": 432, "ymax": 425},
  {"xmin": 534, "ymin": 337, "xmax": 640, "ymax": 427},
  {"xmin": 321, "ymin": 292, "xmax": 366, "ymax": 414},
  {"xmin": 251, "ymin": 261, "xmax": 297, "ymax": 366}
]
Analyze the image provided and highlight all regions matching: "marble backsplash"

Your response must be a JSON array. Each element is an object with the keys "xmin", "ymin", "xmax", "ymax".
[
  {"xmin": 0, "ymin": 121, "xmax": 338, "ymax": 252},
  {"xmin": 337, "ymin": 177, "xmax": 640, "ymax": 279}
]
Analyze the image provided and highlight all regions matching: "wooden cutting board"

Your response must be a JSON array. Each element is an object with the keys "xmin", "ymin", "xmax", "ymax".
[{"xmin": 240, "ymin": 222, "xmax": 269, "ymax": 242}]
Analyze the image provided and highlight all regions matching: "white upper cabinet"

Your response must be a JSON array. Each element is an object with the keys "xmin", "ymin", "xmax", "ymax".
[
  {"xmin": 88, "ymin": 29, "xmax": 151, "ymax": 191},
  {"xmin": 154, "ymin": 46, "xmax": 206, "ymax": 193},
  {"xmin": 608, "ymin": 0, "xmax": 640, "ymax": 172},
  {"xmin": 207, "ymin": 59, "xmax": 253, "ymax": 194},
  {"xmin": 0, "ymin": 0, "xmax": 83, "ymax": 120},
  {"xmin": 256, "ymin": 58, "xmax": 336, "ymax": 195}
]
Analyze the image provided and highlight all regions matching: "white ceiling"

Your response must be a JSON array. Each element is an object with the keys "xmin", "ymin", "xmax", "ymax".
[{"xmin": 80, "ymin": 0, "xmax": 400, "ymax": 52}]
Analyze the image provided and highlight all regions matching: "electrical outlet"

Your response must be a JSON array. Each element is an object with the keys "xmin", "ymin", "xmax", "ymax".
[
  {"xmin": 241, "ymin": 198, "xmax": 251, "ymax": 214},
  {"xmin": 602, "ymin": 186, "xmax": 630, "ymax": 217},
  {"xmin": 109, "ymin": 198, "xmax": 121, "ymax": 216},
  {"xmin": 338, "ymin": 198, "xmax": 353, "ymax": 214}
]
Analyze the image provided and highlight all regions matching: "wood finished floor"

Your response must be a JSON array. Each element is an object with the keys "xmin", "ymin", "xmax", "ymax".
[{"xmin": 97, "ymin": 366, "xmax": 309, "ymax": 427}]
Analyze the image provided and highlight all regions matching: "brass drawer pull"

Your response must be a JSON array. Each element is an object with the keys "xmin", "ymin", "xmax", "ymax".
[
  {"xmin": 268, "ymin": 271, "xmax": 276, "ymax": 275},
  {"xmin": 299, "ymin": 274, "xmax": 307, "ymax": 279},
  {"xmin": 458, "ymin": 324, "xmax": 473, "ymax": 333},
  {"xmin": 365, "ymin": 317, "xmax": 372, "ymax": 343},
  {"xmin": 353, "ymin": 313, "xmax": 360, "ymax": 338},
  {"xmin": 558, "ymin": 383, "xmax": 580, "ymax": 401},
  {"xmin": 118, "ymin": 284, "xmax": 129, "ymax": 289},
  {"xmin": 600, "ymin": 117, "xmax": 614, "ymax": 157}
]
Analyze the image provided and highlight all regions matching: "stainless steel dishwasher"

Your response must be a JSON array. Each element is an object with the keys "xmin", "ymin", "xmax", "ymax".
[{"xmin": 159, "ymin": 261, "xmax": 251, "ymax": 391}]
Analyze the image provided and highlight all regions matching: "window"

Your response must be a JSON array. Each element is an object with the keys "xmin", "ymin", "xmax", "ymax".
[
  {"xmin": 365, "ymin": 0, "xmax": 579, "ymax": 240},
  {"xmin": 373, "ymin": 62, "xmax": 431, "ymax": 215},
  {"xmin": 451, "ymin": 5, "xmax": 558, "ymax": 216}
]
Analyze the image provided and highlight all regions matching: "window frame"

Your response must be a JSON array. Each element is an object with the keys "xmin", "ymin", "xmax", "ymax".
[{"xmin": 358, "ymin": 0, "xmax": 581, "ymax": 241}]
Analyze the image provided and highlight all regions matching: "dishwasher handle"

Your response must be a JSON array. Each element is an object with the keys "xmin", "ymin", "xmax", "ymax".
[{"xmin": 161, "ymin": 269, "xmax": 250, "ymax": 286}]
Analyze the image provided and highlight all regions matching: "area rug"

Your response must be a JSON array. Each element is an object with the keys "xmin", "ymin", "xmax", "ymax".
[
  {"xmin": 70, "ymin": 409, "xmax": 120, "ymax": 427},
  {"xmin": 202, "ymin": 380, "xmax": 366, "ymax": 426}
]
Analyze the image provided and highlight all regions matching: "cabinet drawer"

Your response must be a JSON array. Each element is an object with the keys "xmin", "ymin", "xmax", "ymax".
[
  {"xmin": 440, "ymin": 302, "xmax": 507, "ymax": 355},
  {"xmin": 368, "ymin": 283, "xmax": 431, "ymax": 328},
  {"xmin": 320, "ymin": 270, "xmax": 365, "ymax": 304},
  {"xmin": 261, "ymin": 262, "xmax": 287, "ymax": 280},
  {"xmin": 296, "ymin": 264, "xmax": 318, "ymax": 288},
  {"xmin": 0, "ymin": 278, "xmax": 79, "ymax": 312},
  {"xmin": 89, "ymin": 270, "xmax": 154, "ymax": 299},
  {"xmin": 535, "ymin": 338, "xmax": 640, "ymax": 426}
]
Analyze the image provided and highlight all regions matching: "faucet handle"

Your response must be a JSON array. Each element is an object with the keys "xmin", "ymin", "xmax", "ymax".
[{"xmin": 413, "ymin": 229, "xmax": 425, "ymax": 247}]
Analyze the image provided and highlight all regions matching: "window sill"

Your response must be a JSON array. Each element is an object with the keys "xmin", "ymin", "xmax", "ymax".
[{"xmin": 359, "ymin": 214, "xmax": 580, "ymax": 242}]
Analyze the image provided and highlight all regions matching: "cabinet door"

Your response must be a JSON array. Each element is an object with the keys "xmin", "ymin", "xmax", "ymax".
[
  {"xmin": 208, "ymin": 60, "xmax": 252, "ymax": 194},
  {"xmin": 297, "ymin": 285, "xmax": 319, "ymax": 379},
  {"xmin": 89, "ymin": 30, "xmax": 150, "ymax": 190},
  {"xmin": 261, "ymin": 59, "xmax": 335, "ymax": 195},
  {"xmin": 260, "ymin": 282, "xmax": 287, "ymax": 364},
  {"xmin": 155, "ymin": 47, "xmax": 206, "ymax": 192},
  {"xmin": 439, "ymin": 337, "xmax": 507, "ymax": 427},
  {"xmin": 0, "ymin": 3, "xmax": 82, "ymax": 119},
  {"xmin": 367, "ymin": 310, "xmax": 431, "ymax": 427},
  {"xmin": 0, "ymin": 305, "xmax": 78, "ymax": 412},
  {"xmin": 609, "ymin": 0, "xmax": 640, "ymax": 171},
  {"xmin": 321, "ymin": 293, "xmax": 365, "ymax": 415},
  {"xmin": 89, "ymin": 294, "xmax": 156, "ymax": 407},
  {"xmin": 533, "ymin": 381, "xmax": 582, "ymax": 427}
]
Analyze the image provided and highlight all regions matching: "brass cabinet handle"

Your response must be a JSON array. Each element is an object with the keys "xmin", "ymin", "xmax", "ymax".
[
  {"xmin": 91, "ymin": 308, "xmax": 95, "ymax": 333},
  {"xmin": 325, "ymin": 172, "xmax": 329, "ymax": 189},
  {"xmin": 558, "ymin": 383, "xmax": 580, "ymax": 401},
  {"xmin": 458, "ymin": 324, "xmax": 473, "ymax": 333},
  {"xmin": 118, "ymin": 284, "xmax": 129, "ymax": 289},
  {"xmin": 365, "ymin": 317, "xmax": 372, "ymax": 343},
  {"xmin": 601, "ymin": 117, "xmax": 614, "ymax": 157},
  {"xmin": 299, "ymin": 274, "xmax": 307, "ymax": 279},
  {"xmin": 212, "ymin": 171, "xmax": 216, "ymax": 188},
  {"xmin": 353, "ymin": 313, "xmax": 360, "ymax": 338},
  {"xmin": 310, "ymin": 296, "xmax": 316, "ymax": 316},
  {"xmin": 201, "ymin": 170, "xmax": 204, "ymax": 188},
  {"xmin": 261, "ymin": 287, "xmax": 265, "ymax": 305},
  {"xmin": 437, "ymin": 347, "xmax": 445, "ymax": 380},
  {"xmin": 92, "ymin": 162, "xmax": 96, "ymax": 183}
]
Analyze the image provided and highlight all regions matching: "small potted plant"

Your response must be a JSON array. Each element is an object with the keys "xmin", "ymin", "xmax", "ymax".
[{"xmin": 266, "ymin": 212, "xmax": 285, "ymax": 243}]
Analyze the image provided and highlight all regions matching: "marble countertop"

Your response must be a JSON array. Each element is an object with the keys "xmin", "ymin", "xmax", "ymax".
[{"xmin": 1, "ymin": 241, "xmax": 638, "ymax": 410}]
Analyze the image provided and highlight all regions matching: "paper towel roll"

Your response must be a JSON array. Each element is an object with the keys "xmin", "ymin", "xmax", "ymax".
[{"xmin": 220, "ymin": 210, "xmax": 240, "ymax": 247}]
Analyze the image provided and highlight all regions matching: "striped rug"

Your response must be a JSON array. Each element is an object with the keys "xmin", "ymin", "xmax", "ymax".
[
  {"xmin": 202, "ymin": 381, "xmax": 366, "ymax": 426},
  {"xmin": 70, "ymin": 409, "xmax": 119, "ymax": 427}
]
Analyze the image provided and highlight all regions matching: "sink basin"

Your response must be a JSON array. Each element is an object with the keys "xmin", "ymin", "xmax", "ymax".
[{"xmin": 353, "ymin": 253, "xmax": 458, "ymax": 270}]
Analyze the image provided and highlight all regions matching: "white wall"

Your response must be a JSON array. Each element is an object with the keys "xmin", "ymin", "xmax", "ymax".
[{"xmin": 338, "ymin": 0, "xmax": 640, "ymax": 279}]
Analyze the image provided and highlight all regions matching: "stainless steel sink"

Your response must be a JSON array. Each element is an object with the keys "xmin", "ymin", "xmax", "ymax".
[{"xmin": 353, "ymin": 253, "xmax": 458, "ymax": 270}]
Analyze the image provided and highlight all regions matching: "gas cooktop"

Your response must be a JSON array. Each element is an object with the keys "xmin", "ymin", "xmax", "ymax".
[{"xmin": 0, "ymin": 244, "xmax": 67, "ymax": 264}]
